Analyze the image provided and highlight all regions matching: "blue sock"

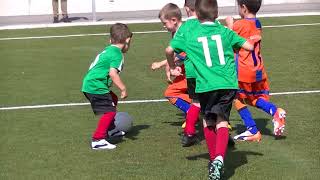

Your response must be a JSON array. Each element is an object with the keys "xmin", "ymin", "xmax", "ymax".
[
  {"xmin": 174, "ymin": 98, "xmax": 190, "ymax": 114},
  {"xmin": 255, "ymin": 98, "xmax": 277, "ymax": 116},
  {"xmin": 238, "ymin": 107, "xmax": 258, "ymax": 134}
]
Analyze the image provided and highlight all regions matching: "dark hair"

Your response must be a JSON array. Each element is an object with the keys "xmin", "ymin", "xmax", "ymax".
[
  {"xmin": 195, "ymin": 0, "xmax": 218, "ymax": 22},
  {"xmin": 158, "ymin": 3, "xmax": 182, "ymax": 21},
  {"xmin": 184, "ymin": 0, "xmax": 196, "ymax": 11},
  {"xmin": 237, "ymin": 0, "xmax": 262, "ymax": 14},
  {"xmin": 110, "ymin": 23, "xmax": 133, "ymax": 44}
]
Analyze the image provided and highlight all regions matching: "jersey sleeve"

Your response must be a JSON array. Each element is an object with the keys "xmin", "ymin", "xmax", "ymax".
[{"xmin": 110, "ymin": 52, "xmax": 124, "ymax": 72}]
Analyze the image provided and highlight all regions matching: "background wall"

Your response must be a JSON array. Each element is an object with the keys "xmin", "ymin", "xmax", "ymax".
[{"xmin": 0, "ymin": 0, "xmax": 319, "ymax": 16}]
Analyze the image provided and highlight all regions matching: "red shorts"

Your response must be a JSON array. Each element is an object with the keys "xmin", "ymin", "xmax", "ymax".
[
  {"xmin": 164, "ymin": 75, "xmax": 191, "ymax": 104},
  {"xmin": 237, "ymin": 79, "xmax": 270, "ymax": 105}
]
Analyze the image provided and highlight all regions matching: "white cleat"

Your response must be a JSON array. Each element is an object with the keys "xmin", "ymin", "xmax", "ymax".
[{"xmin": 91, "ymin": 139, "xmax": 116, "ymax": 150}]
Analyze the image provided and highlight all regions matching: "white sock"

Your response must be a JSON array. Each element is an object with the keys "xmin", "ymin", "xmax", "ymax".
[{"xmin": 215, "ymin": 155, "xmax": 223, "ymax": 163}]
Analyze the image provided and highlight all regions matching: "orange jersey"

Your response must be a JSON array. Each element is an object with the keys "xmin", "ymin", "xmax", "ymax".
[{"xmin": 233, "ymin": 18, "xmax": 267, "ymax": 83}]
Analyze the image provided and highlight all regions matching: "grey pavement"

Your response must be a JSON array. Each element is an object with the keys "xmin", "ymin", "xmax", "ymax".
[{"xmin": 0, "ymin": 3, "xmax": 319, "ymax": 28}]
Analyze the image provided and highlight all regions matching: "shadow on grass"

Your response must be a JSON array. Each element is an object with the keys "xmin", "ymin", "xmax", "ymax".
[
  {"xmin": 108, "ymin": 124, "xmax": 150, "ymax": 144},
  {"xmin": 124, "ymin": 124, "xmax": 150, "ymax": 140},
  {"xmin": 233, "ymin": 118, "xmax": 287, "ymax": 140},
  {"xmin": 186, "ymin": 149, "xmax": 263, "ymax": 180}
]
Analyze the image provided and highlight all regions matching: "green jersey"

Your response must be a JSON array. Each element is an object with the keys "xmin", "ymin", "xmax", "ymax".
[
  {"xmin": 170, "ymin": 20, "xmax": 246, "ymax": 93},
  {"xmin": 82, "ymin": 45, "xmax": 124, "ymax": 94},
  {"xmin": 173, "ymin": 16, "xmax": 199, "ymax": 79}
]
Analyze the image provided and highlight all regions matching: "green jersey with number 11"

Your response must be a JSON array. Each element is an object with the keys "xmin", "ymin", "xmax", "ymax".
[{"xmin": 170, "ymin": 20, "xmax": 246, "ymax": 93}]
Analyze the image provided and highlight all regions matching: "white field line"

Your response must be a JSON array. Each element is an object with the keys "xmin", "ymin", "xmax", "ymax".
[
  {"xmin": 0, "ymin": 22, "xmax": 320, "ymax": 41},
  {"xmin": 0, "ymin": 90, "xmax": 320, "ymax": 111},
  {"xmin": 0, "ymin": 12, "xmax": 319, "ymax": 30}
]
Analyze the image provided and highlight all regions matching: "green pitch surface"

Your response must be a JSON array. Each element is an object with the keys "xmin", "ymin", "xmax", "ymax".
[{"xmin": 0, "ymin": 16, "xmax": 320, "ymax": 180}]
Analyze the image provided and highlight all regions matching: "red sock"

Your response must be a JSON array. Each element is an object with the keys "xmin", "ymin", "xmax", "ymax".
[
  {"xmin": 215, "ymin": 127, "xmax": 229, "ymax": 159},
  {"xmin": 92, "ymin": 112, "xmax": 116, "ymax": 140},
  {"xmin": 184, "ymin": 105, "xmax": 200, "ymax": 135},
  {"xmin": 204, "ymin": 127, "xmax": 217, "ymax": 160}
]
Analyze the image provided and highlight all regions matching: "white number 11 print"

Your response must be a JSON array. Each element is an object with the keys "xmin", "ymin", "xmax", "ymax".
[{"xmin": 198, "ymin": 35, "xmax": 225, "ymax": 67}]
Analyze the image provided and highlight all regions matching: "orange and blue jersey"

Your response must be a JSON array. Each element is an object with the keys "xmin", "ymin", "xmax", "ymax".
[{"xmin": 233, "ymin": 18, "xmax": 267, "ymax": 83}]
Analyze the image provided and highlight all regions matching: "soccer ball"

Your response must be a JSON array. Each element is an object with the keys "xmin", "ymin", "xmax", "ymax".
[
  {"xmin": 108, "ymin": 112, "xmax": 133, "ymax": 137},
  {"xmin": 114, "ymin": 112, "xmax": 133, "ymax": 132}
]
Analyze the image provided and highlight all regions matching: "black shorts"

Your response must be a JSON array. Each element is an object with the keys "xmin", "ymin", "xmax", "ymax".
[
  {"xmin": 198, "ymin": 89, "xmax": 236, "ymax": 124},
  {"xmin": 83, "ymin": 92, "xmax": 117, "ymax": 115},
  {"xmin": 187, "ymin": 78, "xmax": 199, "ymax": 102}
]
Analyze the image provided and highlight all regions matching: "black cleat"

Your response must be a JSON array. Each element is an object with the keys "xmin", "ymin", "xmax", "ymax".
[
  {"xmin": 61, "ymin": 15, "xmax": 71, "ymax": 23},
  {"xmin": 53, "ymin": 16, "xmax": 59, "ymax": 23},
  {"xmin": 181, "ymin": 134, "xmax": 198, "ymax": 147}
]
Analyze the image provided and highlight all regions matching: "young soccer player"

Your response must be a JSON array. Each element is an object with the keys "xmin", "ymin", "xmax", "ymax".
[
  {"xmin": 82, "ymin": 23, "xmax": 133, "ymax": 150},
  {"xmin": 154, "ymin": 2, "xmax": 191, "ymax": 119},
  {"xmin": 166, "ymin": 0, "xmax": 253, "ymax": 179},
  {"xmin": 225, "ymin": 0, "xmax": 286, "ymax": 141},
  {"xmin": 152, "ymin": 1, "xmax": 201, "ymax": 147}
]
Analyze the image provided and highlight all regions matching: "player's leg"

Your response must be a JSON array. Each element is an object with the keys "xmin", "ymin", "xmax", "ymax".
[
  {"xmin": 182, "ymin": 78, "xmax": 201, "ymax": 146},
  {"xmin": 84, "ymin": 92, "xmax": 117, "ymax": 150},
  {"xmin": 164, "ymin": 76, "xmax": 191, "ymax": 113},
  {"xmin": 235, "ymin": 82, "xmax": 261, "ymax": 141},
  {"xmin": 252, "ymin": 80, "xmax": 286, "ymax": 136},
  {"xmin": 233, "ymin": 99, "xmax": 261, "ymax": 142},
  {"xmin": 200, "ymin": 90, "xmax": 236, "ymax": 180},
  {"xmin": 52, "ymin": 0, "xmax": 59, "ymax": 23}
]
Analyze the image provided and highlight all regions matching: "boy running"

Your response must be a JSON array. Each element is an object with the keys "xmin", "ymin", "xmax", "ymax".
[
  {"xmin": 166, "ymin": 0, "xmax": 253, "ymax": 179},
  {"xmin": 225, "ymin": 0, "xmax": 286, "ymax": 141}
]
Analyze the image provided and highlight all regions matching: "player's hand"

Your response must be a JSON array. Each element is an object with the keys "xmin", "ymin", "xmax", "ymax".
[
  {"xmin": 166, "ymin": 77, "xmax": 173, "ymax": 84},
  {"xmin": 120, "ymin": 89, "xmax": 128, "ymax": 99},
  {"xmin": 249, "ymin": 35, "xmax": 261, "ymax": 42},
  {"xmin": 170, "ymin": 66, "xmax": 182, "ymax": 76},
  {"xmin": 151, "ymin": 62, "xmax": 161, "ymax": 70},
  {"xmin": 225, "ymin": 16, "xmax": 234, "ymax": 29}
]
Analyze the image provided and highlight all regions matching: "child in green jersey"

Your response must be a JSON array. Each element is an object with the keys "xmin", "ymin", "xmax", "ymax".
[
  {"xmin": 166, "ymin": 0, "xmax": 253, "ymax": 179},
  {"xmin": 151, "ymin": 1, "xmax": 202, "ymax": 147},
  {"xmin": 82, "ymin": 23, "xmax": 133, "ymax": 150}
]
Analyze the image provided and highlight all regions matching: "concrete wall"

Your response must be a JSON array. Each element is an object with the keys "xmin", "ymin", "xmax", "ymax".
[{"xmin": 0, "ymin": 0, "xmax": 319, "ymax": 16}]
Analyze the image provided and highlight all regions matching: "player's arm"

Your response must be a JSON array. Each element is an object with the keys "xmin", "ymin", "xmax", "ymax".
[
  {"xmin": 165, "ymin": 46, "xmax": 182, "ymax": 76},
  {"xmin": 241, "ymin": 41, "xmax": 254, "ymax": 51},
  {"xmin": 151, "ymin": 59, "xmax": 168, "ymax": 70},
  {"xmin": 109, "ymin": 68, "xmax": 127, "ymax": 99},
  {"xmin": 225, "ymin": 16, "xmax": 234, "ymax": 29}
]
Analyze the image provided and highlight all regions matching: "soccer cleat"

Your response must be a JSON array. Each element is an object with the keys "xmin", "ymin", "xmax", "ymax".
[
  {"xmin": 181, "ymin": 134, "xmax": 198, "ymax": 147},
  {"xmin": 181, "ymin": 121, "xmax": 186, "ymax": 129},
  {"xmin": 272, "ymin": 108, "xmax": 286, "ymax": 136},
  {"xmin": 234, "ymin": 130, "xmax": 262, "ymax": 142},
  {"xmin": 208, "ymin": 159, "xmax": 224, "ymax": 180},
  {"xmin": 61, "ymin": 15, "xmax": 71, "ymax": 23},
  {"xmin": 108, "ymin": 128, "xmax": 126, "ymax": 137},
  {"xmin": 53, "ymin": 16, "xmax": 59, "ymax": 23},
  {"xmin": 91, "ymin": 139, "xmax": 116, "ymax": 150}
]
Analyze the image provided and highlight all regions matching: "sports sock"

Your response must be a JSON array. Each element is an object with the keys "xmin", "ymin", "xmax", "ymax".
[
  {"xmin": 174, "ymin": 98, "xmax": 190, "ymax": 114},
  {"xmin": 255, "ymin": 98, "xmax": 277, "ymax": 116},
  {"xmin": 92, "ymin": 112, "xmax": 116, "ymax": 140},
  {"xmin": 215, "ymin": 127, "xmax": 229, "ymax": 159},
  {"xmin": 184, "ymin": 104, "xmax": 200, "ymax": 135},
  {"xmin": 204, "ymin": 127, "xmax": 217, "ymax": 160},
  {"xmin": 238, "ymin": 107, "xmax": 258, "ymax": 134}
]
